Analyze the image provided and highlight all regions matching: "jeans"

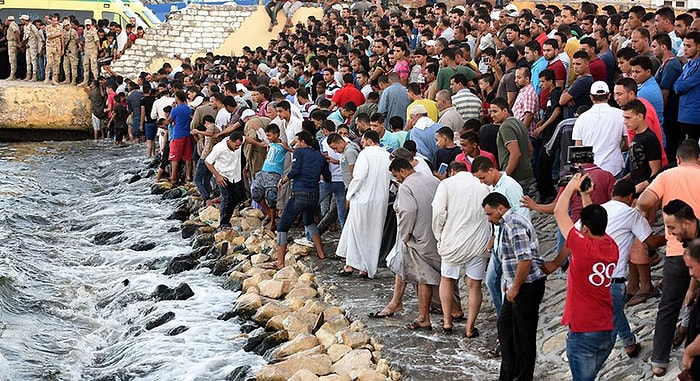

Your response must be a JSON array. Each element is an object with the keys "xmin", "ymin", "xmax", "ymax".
[
  {"xmin": 277, "ymin": 190, "xmax": 320, "ymax": 235},
  {"xmin": 194, "ymin": 159, "xmax": 213, "ymax": 201},
  {"xmin": 265, "ymin": 0, "xmax": 283, "ymax": 23},
  {"xmin": 485, "ymin": 248, "xmax": 503, "ymax": 316},
  {"xmin": 566, "ymin": 330, "xmax": 614, "ymax": 381},
  {"xmin": 319, "ymin": 181, "xmax": 347, "ymax": 230},
  {"xmin": 652, "ymin": 255, "xmax": 691, "ymax": 368},
  {"xmin": 498, "ymin": 277, "xmax": 546, "ymax": 381},
  {"xmin": 37, "ymin": 54, "xmax": 46, "ymax": 81},
  {"xmin": 611, "ymin": 282, "xmax": 636, "ymax": 347},
  {"xmin": 219, "ymin": 178, "xmax": 245, "ymax": 228}
]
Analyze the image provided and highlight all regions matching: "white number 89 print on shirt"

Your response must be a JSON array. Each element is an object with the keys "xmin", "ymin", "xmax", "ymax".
[{"xmin": 588, "ymin": 262, "xmax": 616, "ymax": 287}]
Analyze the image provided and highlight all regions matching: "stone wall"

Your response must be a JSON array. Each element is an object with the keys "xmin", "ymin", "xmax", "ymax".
[{"xmin": 110, "ymin": 5, "xmax": 256, "ymax": 80}]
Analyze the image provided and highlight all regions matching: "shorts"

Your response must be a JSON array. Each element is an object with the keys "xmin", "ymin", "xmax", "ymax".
[
  {"xmin": 168, "ymin": 136, "xmax": 194, "ymax": 162},
  {"xmin": 251, "ymin": 171, "xmax": 281, "ymax": 205},
  {"xmin": 91, "ymin": 114, "xmax": 104, "ymax": 131},
  {"xmin": 132, "ymin": 116, "xmax": 141, "ymax": 137},
  {"xmin": 628, "ymin": 238, "xmax": 651, "ymax": 265},
  {"xmin": 144, "ymin": 122, "xmax": 157, "ymax": 141},
  {"xmin": 441, "ymin": 256, "xmax": 489, "ymax": 281}
]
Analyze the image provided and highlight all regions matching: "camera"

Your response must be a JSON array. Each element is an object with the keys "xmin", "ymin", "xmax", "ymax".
[{"xmin": 558, "ymin": 146, "xmax": 595, "ymax": 191}]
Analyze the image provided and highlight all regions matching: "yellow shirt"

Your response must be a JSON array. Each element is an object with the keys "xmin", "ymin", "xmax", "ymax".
[{"xmin": 406, "ymin": 99, "xmax": 439, "ymax": 122}]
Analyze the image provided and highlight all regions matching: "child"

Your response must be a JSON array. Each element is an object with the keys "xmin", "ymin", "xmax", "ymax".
[
  {"xmin": 154, "ymin": 115, "xmax": 171, "ymax": 183},
  {"xmin": 389, "ymin": 116, "xmax": 408, "ymax": 146},
  {"xmin": 455, "ymin": 130, "xmax": 498, "ymax": 171},
  {"xmin": 109, "ymin": 93, "xmax": 128, "ymax": 146},
  {"xmin": 251, "ymin": 123, "xmax": 288, "ymax": 229},
  {"xmin": 433, "ymin": 126, "xmax": 461, "ymax": 172}
]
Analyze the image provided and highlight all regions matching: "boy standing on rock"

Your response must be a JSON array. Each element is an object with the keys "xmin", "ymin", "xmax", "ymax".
[{"xmin": 251, "ymin": 123, "xmax": 289, "ymax": 230}]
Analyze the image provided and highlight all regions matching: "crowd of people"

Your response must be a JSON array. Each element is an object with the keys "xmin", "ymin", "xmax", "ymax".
[
  {"xmin": 0, "ymin": 13, "xmax": 144, "ymax": 85},
  {"xmin": 10, "ymin": 0, "xmax": 700, "ymax": 379}
]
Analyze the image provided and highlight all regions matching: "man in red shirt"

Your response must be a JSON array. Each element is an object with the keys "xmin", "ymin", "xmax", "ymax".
[
  {"xmin": 331, "ymin": 73, "xmax": 365, "ymax": 110},
  {"xmin": 543, "ymin": 39, "xmax": 567, "ymax": 89},
  {"xmin": 549, "ymin": 173, "xmax": 619, "ymax": 381},
  {"xmin": 581, "ymin": 37, "xmax": 608, "ymax": 82}
]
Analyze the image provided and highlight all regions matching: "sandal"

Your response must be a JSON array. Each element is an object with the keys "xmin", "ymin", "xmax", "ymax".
[
  {"xmin": 405, "ymin": 321, "xmax": 432, "ymax": 331},
  {"xmin": 651, "ymin": 366, "xmax": 666, "ymax": 377},
  {"xmin": 262, "ymin": 262, "xmax": 283, "ymax": 270},
  {"xmin": 337, "ymin": 268, "xmax": 353, "ymax": 276},
  {"xmin": 442, "ymin": 326, "xmax": 453, "ymax": 335},
  {"xmin": 368, "ymin": 310, "xmax": 395, "ymax": 319},
  {"xmin": 465, "ymin": 328, "xmax": 480, "ymax": 339},
  {"xmin": 627, "ymin": 288, "xmax": 660, "ymax": 307},
  {"xmin": 624, "ymin": 343, "xmax": 641, "ymax": 358},
  {"xmin": 357, "ymin": 272, "xmax": 368, "ymax": 279}
]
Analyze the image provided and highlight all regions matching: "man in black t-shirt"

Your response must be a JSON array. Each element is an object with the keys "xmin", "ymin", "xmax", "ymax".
[
  {"xmin": 559, "ymin": 51, "xmax": 594, "ymax": 119},
  {"xmin": 622, "ymin": 99, "xmax": 662, "ymax": 195},
  {"xmin": 534, "ymin": 69, "xmax": 564, "ymax": 202},
  {"xmin": 433, "ymin": 126, "xmax": 461, "ymax": 171}
]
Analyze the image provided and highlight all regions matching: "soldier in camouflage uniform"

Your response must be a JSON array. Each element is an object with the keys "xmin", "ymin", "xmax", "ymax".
[
  {"xmin": 44, "ymin": 16, "xmax": 63, "ymax": 85},
  {"xmin": 5, "ymin": 16, "xmax": 20, "ymax": 80},
  {"xmin": 78, "ymin": 19, "xmax": 99, "ymax": 86},
  {"xmin": 61, "ymin": 20, "xmax": 79, "ymax": 85},
  {"xmin": 21, "ymin": 15, "xmax": 42, "ymax": 81}
]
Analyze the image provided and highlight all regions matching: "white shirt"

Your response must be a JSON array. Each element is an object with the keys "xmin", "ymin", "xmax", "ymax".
[
  {"xmin": 151, "ymin": 96, "xmax": 175, "ymax": 121},
  {"xmin": 205, "ymin": 138, "xmax": 244, "ymax": 183},
  {"xmin": 116, "ymin": 30, "xmax": 128, "ymax": 53},
  {"xmin": 283, "ymin": 116, "xmax": 303, "ymax": 145},
  {"xmin": 321, "ymin": 137, "xmax": 343, "ymax": 182},
  {"xmin": 432, "ymin": 171, "xmax": 492, "ymax": 264},
  {"xmin": 571, "ymin": 103, "xmax": 627, "ymax": 176},
  {"xmin": 215, "ymin": 108, "xmax": 231, "ymax": 129}
]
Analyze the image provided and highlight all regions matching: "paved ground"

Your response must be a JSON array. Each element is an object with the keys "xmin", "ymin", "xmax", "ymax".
[{"xmin": 298, "ymin": 212, "xmax": 684, "ymax": 381}]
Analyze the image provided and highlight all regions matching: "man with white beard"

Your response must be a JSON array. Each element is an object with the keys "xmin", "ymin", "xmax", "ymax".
[{"xmin": 336, "ymin": 130, "xmax": 392, "ymax": 278}]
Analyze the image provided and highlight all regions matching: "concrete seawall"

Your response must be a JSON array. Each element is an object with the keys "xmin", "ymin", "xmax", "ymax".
[{"xmin": 0, "ymin": 80, "xmax": 91, "ymax": 137}]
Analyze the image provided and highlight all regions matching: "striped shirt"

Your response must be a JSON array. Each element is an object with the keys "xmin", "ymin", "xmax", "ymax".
[
  {"xmin": 497, "ymin": 209, "xmax": 545, "ymax": 287},
  {"xmin": 512, "ymin": 83, "xmax": 540, "ymax": 135},
  {"xmin": 452, "ymin": 88, "xmax": 481, "ymax": 122}
]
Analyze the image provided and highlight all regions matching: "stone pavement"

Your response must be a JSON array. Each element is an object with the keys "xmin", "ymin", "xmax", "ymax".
[{"xmin": 298, "ymin": 212, "xmax": 685, "ymax": 381}]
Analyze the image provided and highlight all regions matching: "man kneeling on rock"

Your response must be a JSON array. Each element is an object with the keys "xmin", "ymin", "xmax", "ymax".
[{"xmin": 267, "ymin": 130, "xmax": 331, "ymax": 270}]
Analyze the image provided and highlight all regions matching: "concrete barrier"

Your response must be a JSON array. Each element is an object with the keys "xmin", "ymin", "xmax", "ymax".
[{"xmin": 0, "ymin": 80, "xmax": 91, "ymax": 133}]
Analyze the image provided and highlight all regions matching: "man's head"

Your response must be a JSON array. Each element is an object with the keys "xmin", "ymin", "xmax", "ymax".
[
  {"xmin": 524, "ymin": 41, "xmax": 541, "ymax": 64},
  {"xmin": 226, "ymin": 131, "xmax": 244, "ymax": 151},
  {"xmin": 435, "ymin": 90, "xmax": 453, "ymax": 112},
  {"xmin": 327, "ymin": 132, "xmax": 347, "ymax": 154},
  {"xmin": 435, "ymin": 127, "xmax": 454, "ymax": 149},
  {"xmin": 459, "ymin": 131, "xmax": 481, "ymax": 157},
  {"xmin": 630, "ymin": 55, "xmax": 653, "ymax": 84},
  {"xmin": 481, "ymin": 192, "xmax": 511, "ymax": 225},
  {"xmin": 389, "ymin": 158, "xmax": 415, "ymax": 183},
  {"xmin": 515, "ymin": 66, "xmax": 531, "ymax": 88},
  {"xmin": 613, "ymin": 77, "xmax": 638, "ymax": 106},
  {"xmin": 631, "ymin": 27, "xmax": 651, "ymax": 54},
  {"xmin": 621, "ymin": 98, "xmax": 647, "ymax": 132},
  {"xmin": 361, "ymin": 129, "xmax": 380, "ymax": 147},
  {"xmin": 683, "ymin": 239, "xmax": 700, "ymax": 280},
  {"xmin": 663, "ymin": 199, "xmax": 698, "ymax": 242},
  {"xmin": 488, "ymin": 97, "xmax": 510, "ymax": 124},
  {"xmin": 589, "ymin": 80, "xmax": 610, "ymax": 104},
  {"xmin": 579, "ymin": 204, "xmax": 608, "ymax": 237},
  {"xmin": 542, "ymin": 39, "xmax": 559, "ymax": 61},
  {"xmin": 539, "ymin": 68, "xmax": 556, "ymax": 92},
  {"xmin": 677, "ymin": 139, "xmax": 700, "ymax": 164},
  {"xmin": 471, "ymin": 155, "xmax": 499, "ymax": 185},
  {"xmin": 265, "ymin": 123, "xmax": 281, "ymax": 142},
  {"xmin": 684, "ymin": 31, "xmax": 700, "ymax": 60},
  {"xmin": 612, "ymin": 178, "xmax": 636, "ymax": 206},
  {"xmin": 449, "ymin": 73, "xmax": 469, "ymax": 94},
  {"xmin": 572, "ymin": 50, "xmax": 590, "ymax": 76},
  {"xmin": 275, "ymin": 100, "xmax": 292, "ymax": 121}
]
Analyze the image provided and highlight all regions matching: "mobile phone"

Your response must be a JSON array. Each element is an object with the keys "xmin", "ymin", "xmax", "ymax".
[
  {"xmin": 438, "ymin": 163, "xmax": 448, "ymax": 175},
  {"xmin": 483, "ymin": 56, "xmax": 491, "ymax": 65}
]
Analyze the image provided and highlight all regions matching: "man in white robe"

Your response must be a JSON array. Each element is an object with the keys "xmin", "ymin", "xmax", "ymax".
[{"xmin": 336, "ymin": 130, "xmax": 391, "ymax": 278}]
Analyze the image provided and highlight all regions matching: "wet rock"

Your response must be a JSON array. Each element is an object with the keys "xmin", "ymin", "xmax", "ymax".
[
  {"xmin": 226, "ymin": 365, "xmax": 254, "ymax": 381},
  {"xmin": 122, "ymin": 279, "xmax": 130, "ymax": 286},
  {"xmin": 128, "ymin": 174, "xmax": 142, "ymax": 184},
  {"xmin": 199, "ymin": 205, "xmax": 220, "ymax": 226},
  {"xmin": 234, "ymin": 293, "xmax": 262, "ymax": 317},
  {"xmin": 167, "ymin": 207, "xmax": 190, "ymax": 221},
  {"xmin": 192, "ymin": 233, "xmax": 215, "ymax": 250},
  {"xmin": 327, "ymin": 344, "xmax": 352, "ymax": 363},
  {"xmin": 221, "ymin": 278, "xmax": 243, "ymax": 293},
  {"xmin": 217, "ymin": 310, "xmax": 237, "ymax": 321},
  {"xmin": 166, "ymin": 326, "xmax": 189, "ymax": 336},
  {"xmin": 240, "ymin": 321, "xmax": 259, "ymax": 334},
  {"xmin": 145, "ymin": 311, "xmax": 175, "ymax": 330},
  {"xmin": 253, "ymin": 302, "xmax": 291, "ymax": 325},
  {"xmin": 151, "ymin": 181, "xmax": 174, "ymax": 195},
  {"xmin": 181, "ymin": 222, "xmax": 205, "ymax": 239},
  {"xmin": 93, "ymin": 231, "xmax": 124, "ymax": 245},
  {"xmin": 139, "ymin": 257, "xmax": 169, "ymax": 270},
  {"xmin": 162, "ymin": 188, "xmax": 184, "ymax": 200},
  {"xmin": 163, "ymin": 254, "xmax": 199, "ymax": 275},
  {"xmin": 330, "ymin": 349, "xmax": 373, "ymax": 379},
  {"xmin": 271, "ymin": 333, "xmax": 320, "ymax": 360},
  {"xmin": 259, "ymin": 279, "xmax": 288, "ymax": 299},
  {"xmin": 144, "ymin": 169, "xmax": 156, "ymax": 177},
  {"xmin": 168, "ymin": 226, "xmax": 180, "ymax": 233},
  {"xmin": 152, "ymin": 283, "xmax": 194, "ymax": 301},
  {"xmin": 129, "ymin": 241, "xmax": 156, "ymax": 251},
  {"xmin": 256, "ymin": 354, "xmax": 332, "ymax": 381},
  {"xmin": 244, "ymin": 330, "xmax": 289, "ymax": 356}
]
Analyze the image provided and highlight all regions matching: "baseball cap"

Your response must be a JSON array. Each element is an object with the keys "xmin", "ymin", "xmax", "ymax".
[
  {"xmin": 424, "ymin": 40, "xmax": 436, "ymax": 47},
  {"xmin": 236, "ymin": 83, "xmax": 249, "ymax": 93},
  {"xmin": 20, "ymin": 15, "xmax": 29, "ymax": 21},
  {"xmin": 84, "ymin": 19, "xmax": 92, "ymax": 25},
  {"xmin": 409, "ymin": 104, "xmax": 428, "ymax": 116},
  {"xmin": 7, "ymin": 16, "xmax": 15, "ymax": 21},
  {"xmin": 590, "ymin": 81, "xmax": 610, "ymax": 95},
  {"xmin": 500, "ymin": 46, "xmax": 518, "ymax": 63},
  {"xmin": 241, "ymin": 109, "xmax": 256, "ymax": 119}
]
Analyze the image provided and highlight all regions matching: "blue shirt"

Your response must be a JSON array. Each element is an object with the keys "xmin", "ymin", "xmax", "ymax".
[
  {"xmin": 379, "ymin": 130, "xmax": 401, "ymax": 152},
  {"xmin": 530, "ymin": 56, "xmax": 547, "ymax": 95},
  {"xmin": 170, "ymin": 103, "xmax": 192, "ymax": 140},
  {"xmin": 288, "ymin": 147, "xmax": 331, "ymax": 192},
  {"xmin": 261, "ymin": 142, "xmax": 286, "ymax": 175},
  {"xmin": 637, "ymin": 76, "xmax": 664, "ymax": 126},
  {"xmin": 378, "ymin": 82, "xmax": 410, "ymax": 129},
  {"xmin": 674, "ymin": 57, "xmax": 700, "ymax": 124}
]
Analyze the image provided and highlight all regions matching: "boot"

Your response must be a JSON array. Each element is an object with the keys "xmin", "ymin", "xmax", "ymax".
[
  {"xmin": 70, "ymin": 80, "xmax": 76, "ymax": 86},
  {"xmin": 77, "ymin": 81, "xmax": 87, "ymax": 87},
  {"xmin": 43, "ymin": 78, "xmax": 49, "ymax": 84}
]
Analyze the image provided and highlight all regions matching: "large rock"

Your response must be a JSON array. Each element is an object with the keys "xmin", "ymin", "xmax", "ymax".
[
  {"xmin": 318, "ymin": 375, "xmax": 351, "ymax": 381},
  {"xmin": 258, "ymin": 279, "xmax": 288, "ymax": 299},
  {"xmin": 286, "ymin": 286, "xmax": 317, "ymax": 300},
  {"xmin": 283, "ymin": 311, "xmax": 318, "ymax": 339},
  {"xmin": 327, "ymin": 344, "xmax": 352, "ymax": 363},
  {"xmin": 355, "ymin": 370, "xmax": 386, "ymax": 381},
  {"xmin": 129, "ymin": 241, "xmax": 156, "ymax": 251},
  {"xmin": 0, "ymin": 82, "xmax": 90, "ymax": 130},
  {"xmin": 199, "ymin": 205, "xmax": 220, "ymax": 227},
  {"xmin": 270, "ymin": 333, "xmax": 320, "ymax": 359},
  {"xmin": 252, "ymin": 302, "xmax": 291, "ymax": 324},
  {"xmin": 93, "ymin": 231, "xmax": 124, "ymax": 245},
  {"xmin": 145, "ymin": 311, "xmax": 175, "ymax": 330},
  {"xmin": 182, "ymin": 221, "xmax": 206, "ymax": 239},
  {"xmin": 151, "ymin": 181, "xmax": 174, "ymax": 195},
  {"xmin": 163, "ymin": 254, "xmax": 199, "ymax": 275},
  {"xmin": 273, "ymin": 267, "xmax": 300, "ymax": 281},
  {"xmin": 339, "ymin": 330, "xmax": 370, "ymax": 349},
  {"xmin": 289, "ymin": 369, "xmax": 319, "ymax": 381},
  {"xmin": 255, "ymin": 354, "xmax": 332, "ymax": 381},
  {"xmin": 215, "ymin": 228, "xmax": 240, "ymax": 244},
  {"xmin": 330, "ymin": 349, "xmax": 373, "ymax": 379},
  {"xmin": 234, "ymin": 292, "xmax": 262, "ymax": 317},
  {"xmin": 226, "ymin": 365, "xmax": 254, "ymax": 381},
  {"xmin": 152, "ymin": 283, "xmax": 194, "ymax": 301},
  {"xmin": 241, "ymin": 207, "xmax": 265, "ymax": 219},
  {"xmin": 243, "ymin": 330, "xmax": 289, "ymax": 356}
]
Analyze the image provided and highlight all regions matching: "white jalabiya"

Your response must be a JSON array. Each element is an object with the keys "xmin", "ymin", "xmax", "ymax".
[{"xmin": 336, "ymin": 145, "xmax": 392, "ymax": 278}]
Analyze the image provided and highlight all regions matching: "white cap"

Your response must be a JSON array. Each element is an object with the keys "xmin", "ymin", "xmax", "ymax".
[
  {"xmin": 20, "ymin": 15, "xmax": 30, "ymax": 21},
  {"xmin": 236, "ymin": 83, "xmax": 249, "ymax": 93},
  {"xmin": 590, "ymin": 81, "xmax": 610, "ymax": 95},
  {"xmin": 409, "ymin": 104, "xmax": 428, "ymax": 116},
  {"xmin": 7, "ymin": 16, "xmax": 15, "ymax": 21},
  {"xmin": 241, "ymin": 109, "xmax": 256, "ymax": 119},
  {"xmin": 84, "ymin": 18, "xmax": 92, "ymax": 25},
  {"xmin": 424, "ymin": 40, "xmax": 436, "ymax": 47}
]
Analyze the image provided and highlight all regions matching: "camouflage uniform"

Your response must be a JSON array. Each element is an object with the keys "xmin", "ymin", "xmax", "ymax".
[
  {"xmin": 62, "ymin": 26, "xmax": 79, "ymax": 84},
  {"xmin": 81, "ymin": 25, "xmax": 99, "ymax": 84},
  {"xmin": 6, "ymin": 20, "xmax": 20, "ymax": 80},
  {"xmin": 44, "ymin": 23, "xmax": 63, "ymax": 84},
  {"xmin": 23, "ymin": 22, "xmax": 42, "ymax": 81}
]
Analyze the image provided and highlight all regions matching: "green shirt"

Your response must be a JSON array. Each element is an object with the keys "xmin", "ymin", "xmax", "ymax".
[
  {"xmin": 436, "ymin": 65, "xmax": 478, "ymax": 93},
  {"xmin": 496, "ymin": 117, "xmax": 533, "ymax": 184}
]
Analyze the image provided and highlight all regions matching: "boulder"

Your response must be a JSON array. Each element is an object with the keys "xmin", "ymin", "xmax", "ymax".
[
  {"xmin": 318, "ymin": 375, "xmax": 351, "ymax": 381},
  {"xmin": 145, "ymin": 311, "xmax": 175, "ymax": 330},
  {"xmin": 270, "ymin": 333, "xmax": 319, "ymax": 359},
  {"xmin": 199, "ymin": 205, "xmax": 220, "ymax": 227},
  {"xmin": 283, "ymin": 311, "xmax": 317, "ymax": 339},
  {"xmin": 167, "ymin": 207, "xmax": 190, "ymax": 221},
  {"xmin": 355, "ymin": 370, "xmax": 386, "ymax": 381},
  {"xmin": 300, "ymin": 300, "xmax": 326, "ymax": 316},
  {"xmin": 93, "ymin": 231, "xmax": 124, "ymax": 245},
  {"xmin": 297, "ymin": 273, "xmax": 315, "ymax": 285},
  {"xmin": 323, "ymin": 306, "xmax": 345, "ymax": 319},
  {"xmin": 162, "ymin": 188, "xmax": 184, "ymax": 200},
  {"xmin": 265, "ymin": 314, "xmax": 288, "ymax": 331},
  {"xmin": 327, "ymin": 344, "xmax": 352, "ymax": 363},
  {"xmin": 289, "ymin": 369, "xmax": 319, "ymax": 381},
  {"xmin": 241, "ymin": 207, "xmax": 266, "ymax": 219},
  {"xmin": 330, "ymin": 349, "xmax": 373, "ymax": 379},
  {"xmin": 255, "ymin": 354, "xmax": 332, "ymax": 381},
  {"xmin": 150, "ymin": 181, "xmax": 174, "ymax": 194},
  {"xmin": 250, "ymin": 254, "xmax": 271, "ymax": 265},
  {"xmin": 226, "ymin": 365, "xmax": 253, "ymax": 381},
  {"xmin": 286, "ymin": 286, "xmax": 317, "ymax": 300},
  {"xmin": 215, "ymin": 228, "xmax": 240, "ymax": 244},
  {"xmin": 167, "ymin": 326, "xmax": 189, "ymax": 336},
  {"xmin": 152, "ymin": 283, "xmax": 194, "ymax": 301},
  {"xmin": 163, "ymin": 254, "xmax": 199, "ymax": 275},
  {"xmin": 253, "ymin": 301, "xmax": 291, "ymax": 324},
  {"xmin": 288, "ymin": 244, "xmax": 312, "ymax": 256},
  {"xmin": 181, "ymin": 221, "xmax": 205, "ymax": 239},
  {"xmin": 234, "ymin": 293, "xmax": 262, "ymax": 317},
  {"xmin": 192, "ymin": 233, "xmax": 215, "ymax": 250},
  {"xmin": 273, "ymin": 266, "xmax": 300, "ymax": 281},
  {"xmin": 243, "ymin": 272, "xmax": 272, "ymax": 293},
  {"xmin": 128, "ymin": 174, "xmax": 142, "ymax": 184},
  {"xmin": 129, "ymin": 241, "xmax": 156, "ymax": 251},
  {"xmin": 243, "ymin": 330, "xmax": 289, "ymax": 356},
  {"xmin": 285, "ymin": 298, "xmax": 306, "ymax": 312},
  {"xmin": 314, "ymin": 324, "xmax": 338, "ymax": 349},
  {"xmin": 339, "ymin": 330, "xmax": 370, "ymax": 349},
  {"xmin": 259, "ymin": 279, "xmax": 288, "ymax": 299}
]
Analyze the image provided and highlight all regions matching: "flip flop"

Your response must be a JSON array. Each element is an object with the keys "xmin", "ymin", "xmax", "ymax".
[
  {"xmin": 627, "ymin": 288, "xmax": 661, "ymax": 307},
  {"xmin": 625, "ymin": 343, "xmax": 641, "ymax": 358},
  {"xmin": 652, "ymin": 366, "xmax": 667, "ymax": 377},
  {"xmin": 405, "ymin": 321, "xmax": 432, "ymax": 331},
  {"xmin": 465, "ymin": 328, "xmax": 480, "ymax": 339},
  {"xmin": 440, "ymin": 315, "xmax": 466, "ymax": 325},
  {"xmin": 368, "ymin": 310, "xmax": 395, "ymax": 319},
  {"xmin": 357, "ymin": 272, "xmax": 368, "ymax": 279},
  {"xmin": 442, "ymin": 326, "xmax": 453, "ymax": 335},
  {"xmin": 337, "ymin": 268, "xmax": 353, "ymax": 276},
  {"xmin": 262, "ymin": 262, "xmax": 283, "ymax": 270}
]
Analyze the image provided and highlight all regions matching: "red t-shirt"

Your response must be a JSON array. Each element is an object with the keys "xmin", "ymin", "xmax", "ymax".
[
  {"xmin": 331, "ymin": 83, "xmax": 366, "ymax": 108},
  {"xmin": 547, "ymin": 59, "xmax": 567, "ymax": 85},
  {"xmin": 562, "ymin": 229, "xmax": 619, "ymax": 333},
  {"xmin": 455, "ymin": 149, "xmax": 498, "ymax": 171},
  {"xmin": 589, "ymin": 58, "xmax": 607, "ymax": 82},
  {"xmin": 554, "ymin": 164, "xmax": 615, "ymax": 221}
]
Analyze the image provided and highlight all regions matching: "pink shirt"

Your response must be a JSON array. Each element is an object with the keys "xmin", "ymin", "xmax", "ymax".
[{"xmin": 456, "ymin": 149, "xmax": 498, "ymax": 171}]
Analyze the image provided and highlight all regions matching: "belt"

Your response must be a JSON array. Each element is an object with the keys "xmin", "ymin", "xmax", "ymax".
[{"xmin": 611, "ymin": 277, "xmax": 626, "ymax": 284}]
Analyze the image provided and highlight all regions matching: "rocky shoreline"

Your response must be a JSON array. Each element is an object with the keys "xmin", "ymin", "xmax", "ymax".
[{"xmin": 148, "ymin": 178, "xmax": 398, "ymax": 381}]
